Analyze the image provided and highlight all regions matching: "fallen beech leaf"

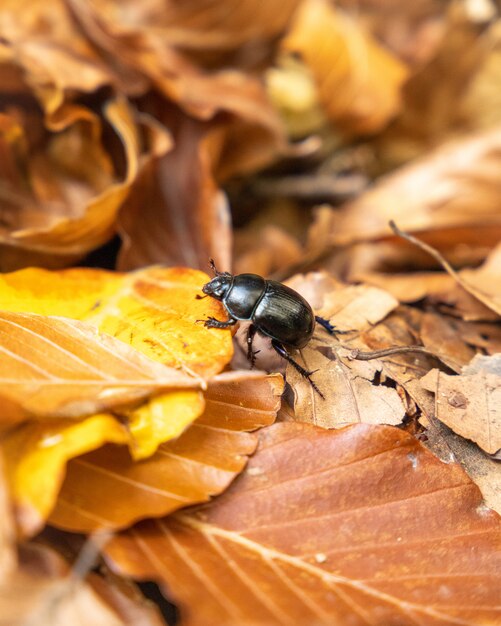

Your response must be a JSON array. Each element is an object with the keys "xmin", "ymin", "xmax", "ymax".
[
  {"xmin": 127, "ymin": 391, "xmax": 205, "ymax": 461},
  {"xmin": 286, "ymin": 274, "xmax": 454, "ymax": 419},
  {"xmin": 420, "ymin": 312, "xmax": 476, "ymax": 368},
  {"xmin": 0, "ymin": 266, "xmax": 233, "ymax": 378},
  {"xmin": 287, "ymin": 273, "xmax": 399, "ymax": 331},
  {"xmin": 2, "ymin": 414, "xmax": 128, "ymax": 535},
  {"xmin": 68, "ymin": 0, "xmax": 294, "ymax": 121},
  {"xmin": 0, "ymin": 311, "xmax": 199, "ymax": 423},
  {"xmin": 321, "ymin": 125, "xmax": 501, "ymax": 256},
  {"xmin": 423, "ymin": 419, "xmax": 501, "ymax": 516},
  {"xmin": 49, "ymin": 372, "xmax": 283, "ymax": 532},
  {"xmin": 287, "ymin": 342, "xmax": 406, "ymax": 428},
  {"xmin": 421, "ymin": 354, "xmax": 501, "ymax": 454},
  {"xmin": 117, "ymin": 113, "xmax": 232, "ymax": 272},
  {"xmin": 284, "ymin": 274, "xmax": 408, "ymax": 426},
  {"xmin": 104, "ymin": 422, "xmax": 501, "ymax": 626},
  {"xmin": 0, "ymin": 0, "xmax": 141, "ymax": 118},
  {"xmin": 0, "ymin": 99, "xmax": 144, "ymax": 269},
  {"xmin": 388, "ymin": 222, "xmax": 501, "ymax": 320},
  {"xmin": 377, "ymin": 4, "xmax": 500, "ymax": 167},
  {"xmin": 335, "ymin": 0, "xmax": 447, "ymax": 67},
  {"xmin": 283, "ymin": 0, "xmax": 408, "ymax": 136}
]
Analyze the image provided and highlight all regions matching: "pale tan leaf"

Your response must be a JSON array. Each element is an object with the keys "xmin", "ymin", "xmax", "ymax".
[
  {"xmin": 104, "ymin": 423, "xmax": 501, "ymax": 626},
  {"xmin": 322, "ymin": 126, "xmax": 501, "ymax": 256},
  {"xmin": 421, "ymin": 355, "xmax": 501, "ymax": 454}
]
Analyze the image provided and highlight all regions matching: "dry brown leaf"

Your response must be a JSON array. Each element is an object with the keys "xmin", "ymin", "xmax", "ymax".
[
  {"xmin": 0, "ymin": 0, "xmax": 137, "ymax": 119},
  {"xmin": 285, "ymin": 273, "xmax": 460, "ymax": 420},
  {"xmin": 284, "ymin": 273, "xmax": 412, "ymax": 426},
  {"xmin": 420, "ymin": 312, "xmax": 476, "ymax": 368},
  {"xmin": 376, "ymin": 4, "xmax": 501, "ymax": 168},
  {"xmin": 336, "ymin": 0, "xmax": 448, "ymax": 67},
  {"xmin": 104, "ymin": 422, "xmax": 501, "ymax": 626},
  {"xmin": 0, "ymin": 99, "xmax": 147, "ymax": 270},
  {"xmin": 287, "ymin": 343, "xmax": 406, "ymax": 428},
  {"xmin": 423, "ymin": 418, "xmax": 501, "ymax": 516},
  {"xmin": 117, "ymin": 113, "xmax": 231, "ymax": 272},
  {"xmin": 421, "ymin": 354, "xmax": 501, "ymax": 455},
  {"xmin": 283, "ymin": 0, "xmax": 408, "ymax": 136},
  {"xmin": 48, "ymin": 372, "xmax": 283, "ymax": 532},
  {"xmin": 320, "ymin": 125, "xmax": 501, "ymax": 260}
]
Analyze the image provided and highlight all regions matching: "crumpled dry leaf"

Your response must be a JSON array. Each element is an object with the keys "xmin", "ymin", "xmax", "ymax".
[
  {"xmin": 376, "ymin": 4, "xmax": 501, "ymax": 168},
  {"xmin": 422, "ymin": 418, "xmax": 501, "ymax": 516},
  {"xmin": 68, "ymin": 0, "xmax": 295, "ymax": 117},
  {"xmin": 0, "ymin": 99, "xmax": 149, "ymax": 270},
  {"xmin": 317, "ymin": 125, "xmax": 501, "ymax": 263},
  {"xmin": 284, "ymin": 273, "xmax": 465, "ymax": 426},
  {"xmin": 118, "ymin": 112, "xmax": 231, "ymax": 272},
  {"xmin": 336, "ymin": 0, "xmax": 448, "ymax": 67},
  {"xmin": 421, "ymin": 354, "xmax": 501, "ymax": 455},
  {"xmin": 282, "ymin": 0, "xmax": 408, "ymax": 136},
  {"xmin": 48, "ymin": 372, "xmax": 283, "ymax": 533},
  {"xmin": 285, "ymin": 274, "xmax": 407, "ymax": 426},
  {"xmin": 104, "ymin": 422, "xmax": 501, "ymax": 626},
  {"xmin": 0, "ymin": 0, "xmax": 138, "ymax": 120}
]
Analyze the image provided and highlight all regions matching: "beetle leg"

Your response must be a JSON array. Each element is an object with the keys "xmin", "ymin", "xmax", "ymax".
[
  {"xmin": 315, "ymin": 316, "xmax": 352, "ymax": 336},
  {"xmin": 246, "ymin": 324, "xmax": 260, "ymax": 369},
  {"xmin": 272, "ymin": 340, "xmax": 324, "ymax": 399},
  {"xmin": 198, "ymin": 316, "xmax": 237, "ymax": 329}
]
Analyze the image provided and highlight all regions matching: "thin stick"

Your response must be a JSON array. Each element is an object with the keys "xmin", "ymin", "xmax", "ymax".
[
  {"xmin": 389, "ymin": 220, "xmax": 500, "ymax": 316},
  {"xmin": 346, "ymin": 345, "xmax": 443, "ymax": 361}
]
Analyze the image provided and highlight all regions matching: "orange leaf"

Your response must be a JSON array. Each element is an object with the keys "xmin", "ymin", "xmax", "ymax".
[
  {"xmin": 105, "ymin": 422, "xmax": 501, "ymax": 626},
  {"xmin": 49, "ymin": 372, "xmax": 283, "ymax": 532},
  {"xmin": 284, "ymin": 0, "xmax": 408, "ymax": 136}
]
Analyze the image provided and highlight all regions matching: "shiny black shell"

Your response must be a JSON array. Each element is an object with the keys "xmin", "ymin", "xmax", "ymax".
[{"xmin": 223, "ymin": 274, "xmax": 315, "ymax": 349}]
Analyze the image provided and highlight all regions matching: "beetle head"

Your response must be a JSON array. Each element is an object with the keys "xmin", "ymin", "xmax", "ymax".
[{"xmin": 201, "ymin": 258, "xmax": 233, "ymax": 300}]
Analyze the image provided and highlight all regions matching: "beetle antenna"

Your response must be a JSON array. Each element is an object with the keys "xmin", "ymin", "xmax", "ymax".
[{"xmin": 209, "ymin": 258, "xmax": 221, "ymax": 276}]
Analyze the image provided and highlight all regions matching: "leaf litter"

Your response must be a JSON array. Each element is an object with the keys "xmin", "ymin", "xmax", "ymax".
[{"xmin": 0, "ymin": 1, "xmax": 501, "ymax": 624}]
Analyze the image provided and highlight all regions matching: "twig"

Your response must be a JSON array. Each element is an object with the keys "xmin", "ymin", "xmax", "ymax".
[
  {"xmin": 346, "ymin": 345, "xmax": 443, "ymax": 361},
  {"xmin": 389, "ymin": 220, "xmax": 501, "ymax": 316}
]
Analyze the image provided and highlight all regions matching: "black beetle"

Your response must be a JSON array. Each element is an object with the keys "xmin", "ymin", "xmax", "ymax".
[{"xmin": 198, "ymin": 260, "xmax": 342, "ymax": 397}]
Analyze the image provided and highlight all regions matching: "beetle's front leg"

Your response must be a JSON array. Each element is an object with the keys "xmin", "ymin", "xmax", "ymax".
[
  {"xmin": 200, "ymin": 316, "xmax": 237, "ymax": 329},
  {"xmin": 246, "ymin": 324, "xmax": 260, "ymax": 369}
]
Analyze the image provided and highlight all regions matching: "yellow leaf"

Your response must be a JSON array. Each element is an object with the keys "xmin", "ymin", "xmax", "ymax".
[
  {"xmin": 127, "ymin": 391, "xmax": 205, "ymax": 461},
  {"xmin": 0, "ymin": 265, "xmax": 233, "ymax": 378},
  {"xmin": 3, "ymin": 414, "xmax": 128, "ymax": 535}
]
